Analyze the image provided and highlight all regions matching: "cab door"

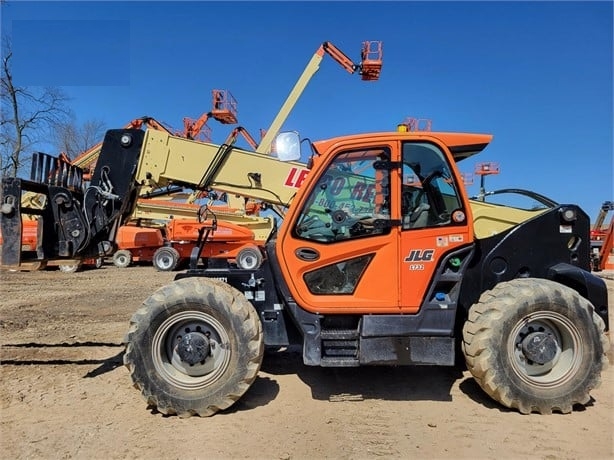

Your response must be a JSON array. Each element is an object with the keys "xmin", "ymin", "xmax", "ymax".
[
  {"xmin": 398, "ymin": 141, "xmax": 472, "ymax": 312},
  {"xmin": 277, "ymin": 141, "xmax": 404, "ymax": 315}
]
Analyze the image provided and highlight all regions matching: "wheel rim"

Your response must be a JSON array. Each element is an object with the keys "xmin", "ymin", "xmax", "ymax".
[
  {"xmin": 156, "ymin": 251, "xmax": 174, "ymax": 270},
  {"xmin": 32, "ymin": 261, "xmax": 47, "ymax": 271},
  {"xmin": 151, "ymin": 310, "xmax": 231, "ymax": 389},
  {"xmin": 114, "ymin": 251, "xmax": 131, "ymax": 267},
  {"xmin": 508, "ymin": 311, "xmax": 582, "ymax": 387},
  {"xmin": 59, "ymin": 264, "xmax": 78, "ymax": 273},
  {"xmin": 237, "ymin": 250, "xmax": 259, "ymax": 270}
]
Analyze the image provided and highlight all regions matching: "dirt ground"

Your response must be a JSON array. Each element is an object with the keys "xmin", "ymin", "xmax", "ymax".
[{"xmin": 0, "ymin": 264, "xmax": 612, "ymax": 460}]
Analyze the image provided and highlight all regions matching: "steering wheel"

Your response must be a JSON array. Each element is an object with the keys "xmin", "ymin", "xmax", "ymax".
[
  {"xmin": 330, "ymin": 209, "xmax": 377, "ymax": 237},
  {"xmin": 349, "ymin": 216, "xmax": 376, "ymax": 236},
  {"xmin": 330, "ymin": 209, "xmax": 349, "ymax": 225},
  {"xmin": 296, "ymin": 215, "xmax": 335, "ymax": 242}
]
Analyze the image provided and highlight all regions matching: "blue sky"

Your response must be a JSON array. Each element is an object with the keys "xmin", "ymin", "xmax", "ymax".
[{"xmin": 2, "ymin": 0, "xmax": 613, "ymax": 220}]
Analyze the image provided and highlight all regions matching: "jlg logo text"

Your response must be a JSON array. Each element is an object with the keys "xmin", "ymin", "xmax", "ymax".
[{"xmin": 404, "ymin": 249, "xmax": 435, "ymax": 262}]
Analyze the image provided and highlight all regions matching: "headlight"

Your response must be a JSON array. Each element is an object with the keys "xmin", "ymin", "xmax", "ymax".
[
  {"xmin": 560, "ymin": 207, "xmax": 577, "ymax": 223},
  {"xmin": 120, "ymin": 133, "xmax": 132, "ymax": 147}
]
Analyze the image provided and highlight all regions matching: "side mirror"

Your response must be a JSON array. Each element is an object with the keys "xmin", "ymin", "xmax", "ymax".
[{"xmin": 274, "ymin": 131, "xmax": 301, "ymax": 162}]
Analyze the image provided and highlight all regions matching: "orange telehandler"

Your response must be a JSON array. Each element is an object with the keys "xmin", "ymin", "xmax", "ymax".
[{"xmin": 1, "ymin": 40, "xmax": 609, "ymax": 418}]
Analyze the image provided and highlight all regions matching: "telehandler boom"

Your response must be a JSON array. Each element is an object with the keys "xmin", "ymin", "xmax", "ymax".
[{"xmin": 0, "ymin": 41, "xmax": 609, "ymax": 418}]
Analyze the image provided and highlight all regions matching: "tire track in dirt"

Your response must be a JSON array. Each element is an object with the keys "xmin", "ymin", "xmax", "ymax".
[{"xmin": 0, "ymin": 265, "xmax": 612, "ymax": 459}]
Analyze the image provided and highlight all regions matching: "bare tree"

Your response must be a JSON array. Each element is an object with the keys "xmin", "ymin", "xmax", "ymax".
[
  {"xmin": 1, "ymin": 41, "xmax": 71, "ymax": 177},
  {"xmin": 51, "ymin": 118, "xmax": 107, "ymax": 160}
]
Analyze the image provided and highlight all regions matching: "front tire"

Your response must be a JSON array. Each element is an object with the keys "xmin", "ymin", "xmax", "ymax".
[
  {"xmin": 123, "ymin": 277, "xmax": 264, "ymax": 417},
  {"xmin": 462, "ymin": 278, "xmax": 609, "ymax": 414}
]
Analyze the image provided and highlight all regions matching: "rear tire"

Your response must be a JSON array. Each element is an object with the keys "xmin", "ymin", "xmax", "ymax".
[
  {"xmin": 123, "ymin": 277, "xmax": 264, "ymax": 417},
  {"xmin": 462, "ymin": 278, "xmax": 609, "ymax": 414},
  {"xmin": 153, "ymin": 246, "xmax": 180, "ymax": 271}
]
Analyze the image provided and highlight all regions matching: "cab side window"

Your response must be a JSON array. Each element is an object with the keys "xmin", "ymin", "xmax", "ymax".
[{"xmin": 401, "ymin": 142, "xmax": 462, "ymax": 229}]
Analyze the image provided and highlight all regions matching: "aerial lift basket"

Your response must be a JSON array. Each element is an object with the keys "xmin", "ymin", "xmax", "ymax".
[
  {"xmin": 211, "ymin": 89, "xmax": 238, "ymax": 124},
  {"xmin": 360, "ymin": 41, "xmax": 383, "ymax": 81}
]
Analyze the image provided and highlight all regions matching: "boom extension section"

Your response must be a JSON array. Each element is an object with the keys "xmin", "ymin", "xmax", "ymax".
[{"xmin": 134, "ymin": 128, "xmax": 306, "ymax": 206}]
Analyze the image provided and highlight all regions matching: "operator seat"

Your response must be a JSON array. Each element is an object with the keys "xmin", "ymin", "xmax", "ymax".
[{"xmin": 405, "ymin": 203, "xmax": 431, "ymax": 229}]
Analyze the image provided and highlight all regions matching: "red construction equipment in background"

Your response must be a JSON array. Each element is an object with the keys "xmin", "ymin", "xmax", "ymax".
[
  {"xmin": 324, "ymin": 40, "xmax": 382, "ymax": 81},
  {"xmin": 474, "ymin": 162, "xmax": 500, "ymax": 201},
  {"xmin": 256, "ymin": 40, "xmax": 382, "ymax": 154},
  {"xmin": 397, "ymin": 117, "xmax": 432, "ymax": 132},
  {"xmin": 590, "ymin": 200, "xmax": 614, "ymax": 271},
  {"xmin": 157, "ymin": 217, "xmax": 264, "ymax": 271},
  {"xmin": 112, "ymin": 218, "xmax": 264, "ymax": 272},
  {"xmin": 182, "ymin": 89, "xmax": 239, "ymax": 141},
  {"xmin": 111, "ymin": 196, "xmax": 272, "ymax": 271}
]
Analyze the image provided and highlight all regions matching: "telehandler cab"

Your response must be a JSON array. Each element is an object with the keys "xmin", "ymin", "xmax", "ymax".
[{"xmin": 0, "ymin": 41, "xmax": 609, "ymax": 417}]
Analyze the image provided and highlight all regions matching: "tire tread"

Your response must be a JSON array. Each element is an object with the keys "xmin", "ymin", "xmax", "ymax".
[
  {"xmin": 462, "ymin": 278, "xmax": 609, "ymax": 414},
  {"xmin": 123, "ymin": 277, "xmax": 263, "ymax": 417}
]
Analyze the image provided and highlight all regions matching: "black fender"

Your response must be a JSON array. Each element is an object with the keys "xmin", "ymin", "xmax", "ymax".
[{"xmin": 547, "ymin": 262, "xmax": 609, "ymax": 331}]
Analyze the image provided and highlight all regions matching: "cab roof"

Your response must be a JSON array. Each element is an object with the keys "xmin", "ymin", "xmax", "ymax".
[{"xmin": 312, "ymin": 131, "xmax": 493, "ymax": 162}]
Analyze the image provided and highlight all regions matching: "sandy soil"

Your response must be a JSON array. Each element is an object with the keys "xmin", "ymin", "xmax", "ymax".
[{"xmin": 0, "ymin": 264, "xmax": 612, "ymax": 460}]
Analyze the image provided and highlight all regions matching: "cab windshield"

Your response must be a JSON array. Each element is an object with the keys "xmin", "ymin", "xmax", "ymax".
[{"xmin": 294, "ymin": 147, "xmax": 391, "ymax": 243}]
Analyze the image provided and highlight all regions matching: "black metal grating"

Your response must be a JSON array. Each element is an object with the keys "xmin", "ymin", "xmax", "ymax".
[{"xmin": 30, "ymin": 152, "xmax": 84, "ymax": 191}]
